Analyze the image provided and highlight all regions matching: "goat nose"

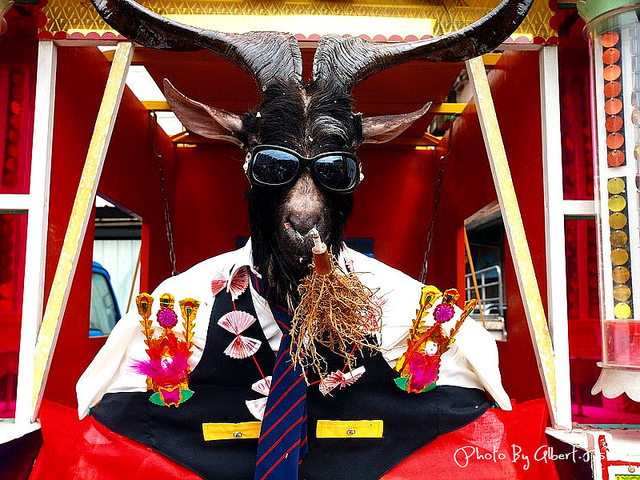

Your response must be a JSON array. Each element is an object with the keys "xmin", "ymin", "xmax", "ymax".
[{"xmin": 287, "ymin": 214, "xmax": 319, "ymax": 236}]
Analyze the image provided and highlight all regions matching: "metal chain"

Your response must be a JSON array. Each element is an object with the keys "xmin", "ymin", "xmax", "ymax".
[
  {"xmin": 149, "ymin": 111, "xmax": 179, "ymax": 276},
  {"xmin": 419, "ymin": 143, "xmax": 451, "ymax": 284}
]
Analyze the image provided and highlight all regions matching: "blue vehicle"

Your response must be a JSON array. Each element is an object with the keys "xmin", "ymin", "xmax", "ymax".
[{"xmin": 90, "ymin": 261, "xmax": 122, "ymax": 337}]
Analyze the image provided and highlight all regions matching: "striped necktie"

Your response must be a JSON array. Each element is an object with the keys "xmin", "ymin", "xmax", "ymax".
[{"xmin": 253, "ymin": 278, "xmax": 308, "ymax": 480}]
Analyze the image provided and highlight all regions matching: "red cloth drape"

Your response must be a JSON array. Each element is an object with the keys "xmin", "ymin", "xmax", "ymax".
[{"xmin": 31, "ymin": 398, "xmax": 558, "ymax": 479}]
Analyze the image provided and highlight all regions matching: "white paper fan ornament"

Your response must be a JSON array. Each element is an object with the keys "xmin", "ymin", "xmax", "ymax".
[
  {"xmin": 218, "ymin": 311, "xmax": 261, "ymax": 359},
  {"xmin": 246, "ymin": 376, "xmax": 272, "ymax": 420}
]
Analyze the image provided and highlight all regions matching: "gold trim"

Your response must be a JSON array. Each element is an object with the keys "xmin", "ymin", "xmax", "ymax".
[
  {"xmin": 316, "ymin": 420, "xmax": 384, "ymax": 438},
  {"xmin": 42, "ymin": 0, "xmax": 554, "ymax": 40},
  {"xmin": 202, "ymin": 421, "xmax": 262, "ymax": 440}
]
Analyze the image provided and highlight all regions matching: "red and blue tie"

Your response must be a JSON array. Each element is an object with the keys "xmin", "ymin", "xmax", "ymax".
[{"xmin": 253, "ymin": 282, "xmax": 308, "ymax": 479}]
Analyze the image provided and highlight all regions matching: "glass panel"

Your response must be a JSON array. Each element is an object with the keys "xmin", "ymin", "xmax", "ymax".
[
  {"xmin": 566, "ymin": 218, "xmax": 640, "ymax": 424},
  {"xmin": 582, "ymin": 6, "xmax": 640, "ymax": 416},
  {"xmin": 558, "ymin": 29, "xmax": 595, "ymax": 201},
  {"xmin": 0, "ymin": 65, "xmax": 33, "ymax": 194},
  {"xmin": 0, "ymin": 213, "xmax": 27, "ymax": 419}
]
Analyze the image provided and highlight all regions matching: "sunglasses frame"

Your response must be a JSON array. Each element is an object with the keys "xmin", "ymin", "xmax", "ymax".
[{"xmin": 247, "ymin": 144, "xmax": 362, "ymax": 194}]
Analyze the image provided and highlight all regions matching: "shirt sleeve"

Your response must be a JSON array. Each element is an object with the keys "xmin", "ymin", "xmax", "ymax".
[{"xmin": 344, "ymin": 247, "xmax": 511, "ymax": 410}]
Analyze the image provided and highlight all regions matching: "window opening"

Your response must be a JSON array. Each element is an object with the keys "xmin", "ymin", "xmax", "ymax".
[
  {"xmin": 464, "ymin": 203, "xmax": 507, "ymax": 340},
  {"xmin": 90, "ymin": 195, "xmax": 141, "ymax": 337}
]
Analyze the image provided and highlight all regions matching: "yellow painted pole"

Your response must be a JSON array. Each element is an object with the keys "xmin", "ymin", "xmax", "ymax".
[
  {"xmin": 465, "ymin": 56, "xmax": 557, "ymax": 422},
  {"xmin": 31, "ymin": 42, "xmax": 134, "ymax": 421}
]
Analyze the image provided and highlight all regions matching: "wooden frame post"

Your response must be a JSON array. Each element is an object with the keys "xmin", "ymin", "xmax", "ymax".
[
  {"xmin": 465, "ymin": 56, "xmax": 558, "ymax": 424},
  {"xmin": 31, "ymin": 42, "xmax": 134, "ymax": 421}
]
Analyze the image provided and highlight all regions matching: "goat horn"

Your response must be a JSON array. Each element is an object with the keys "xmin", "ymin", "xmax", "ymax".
[
  {"xmin": 90, "ymin": 0, "xmax": 302, "ymax": 88},
  {"xmin": 312, "ymin": 0, "xmax": 533, "ymax": 90}
]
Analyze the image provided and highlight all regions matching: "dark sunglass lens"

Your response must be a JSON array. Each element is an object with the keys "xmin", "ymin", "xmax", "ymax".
[
  {"xmin": 252, "ymin": 150, "xmax": 299, "ymax": 185},
  {"xmin": 314, "ymin": 155, "xmax": 358, "ymax": 191}
]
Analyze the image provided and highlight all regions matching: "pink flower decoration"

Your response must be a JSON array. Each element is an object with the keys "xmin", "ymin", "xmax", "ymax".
[
  {"xmin": 433, "ymin": 303, "xmax": 455, "ymax": 323},
  {"xmin": 406, "ymin": 354, "xmax": 440, "ymax": 393},
  {"xmin": 157, "ymin": 309, "xmax": 178, "ymax": 328}
]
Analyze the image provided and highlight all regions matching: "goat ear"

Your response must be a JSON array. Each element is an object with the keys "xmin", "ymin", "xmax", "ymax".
[
  {"xmin": 163, "ymin": 79, "xmax": 244, "ymax": 147},
  {"xmin": 361, "ymin": 102, "xmax": 432, "ymax": 144}
]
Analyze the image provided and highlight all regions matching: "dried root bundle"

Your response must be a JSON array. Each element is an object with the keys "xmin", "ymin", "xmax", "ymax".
[{"xmin": 290, "ymin": 237, "xmax": 382, "ymax": 384}]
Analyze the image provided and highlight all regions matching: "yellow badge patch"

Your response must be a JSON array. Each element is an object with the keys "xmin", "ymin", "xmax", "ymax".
[
  {"xmin": 316, "ymin": 420, "xmax": 383, "ymax": 438},
  {"xmin": 202, "ymin": 421, "xmax": 262, "ymax": 441}
]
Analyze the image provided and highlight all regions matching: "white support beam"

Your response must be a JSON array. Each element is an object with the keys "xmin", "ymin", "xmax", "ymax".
[
  {"xmin": 540, "ymin": 45, "xmax": 572, "ymax": 429},
  {"xmin": 466, "ymin": 56, "xmax": 558, "ymax": 424},
  {"xmin": 31, "ymin": 42, "xmax": 134, "ymax": 421},
  {"xmin": 0, "ymin": 194, "xmax": 30, "ymax": 213},
  {"xmin": 14, "ymin": 40, "xmax": 57, "ymax": 430},
  {"xmin": 563, "ymin": 199, "xmax": 596, "ymax": 217}
]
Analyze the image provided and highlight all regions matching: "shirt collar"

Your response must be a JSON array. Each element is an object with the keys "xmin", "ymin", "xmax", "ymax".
[{"xmin": 229, "ymin": 238, "xmax": 259, "ymax": 281}]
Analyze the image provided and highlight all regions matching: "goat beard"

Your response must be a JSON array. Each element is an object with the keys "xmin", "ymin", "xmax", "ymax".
[{"xmin": 246, "ymin": 186, "xmax": 352, "ymax": 309}]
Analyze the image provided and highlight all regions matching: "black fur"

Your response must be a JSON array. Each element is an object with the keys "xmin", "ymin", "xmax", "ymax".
[{"xmin": 241, "ymin": 79, "xmax": 358, "ymax": 307}]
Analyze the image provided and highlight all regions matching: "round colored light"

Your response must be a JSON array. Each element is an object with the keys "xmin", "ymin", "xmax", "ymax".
[
  {"xmin": 10, "ymin": 101, "xmax": 21, "ymax": 115},
  {"xmin": 605, "ymin": 115, "xmax": 623, "ymax": 132},
  {"xmin": 610, "ymin": 213, "xmax": 628, "ymax": 229},
  {"xmin": 604, "ymin": 81, "xmax": 622, "ymax": 98},
  {"xmin": 610, "ymin": 230, "xmax": 628, "ymax": 247},
  {"xmin": 608, "ymin": 194, "xmax": 627, "ymax": 211},
  {"xmin": 607, "ymin": 150, "xmax": 625, "ymax": 166},
  {"xmin": 614, "ymin": 302, "xmax": 631, "ymax": 319},
  {"xmin": 603, "ymin": 65, "xmax": 621, "ymax": 81},
  {"xmin": 612, "ymin": 266, "xmax": 630, "ymax": 283},
  {"xmin": 635, "ymin": 144, "xmax": 640, "ymax": 161},
  {"xmin": 607, "ymin": 177, "xmax": 625, "ymax": 194},
  {"xmin": 611, "ymin": 248, "xmax": 629, "ymax": 265},
  {"xmin": 4, "ymin": 157, "xmax": 18, "ymax": 173},
  {"xmin": 613, "ymin": 285, "xmax": 632, "ymax": 302},
  {"xmin": 11, "ymin": 71, "xmax": 25, "ymax": 86},
  {"xmin": 7, "ymin": 129, "xmax": 19, "ymax": 143},
  {"xmin": 605, "ymin": 98, "xmax": 623, "ymax": 115},
  {"xmin": 606, "ymin": 132, "xmax": 624, "ymax": 149},
  {"xmin": 633, "ymin": 108, "xmax": 640, "ymax": 125},
  {"xmin": 634, "ymin": 91, "xmax": 639, "ymax": 107},
  {"xmin": 602, "ymin": 31, "xmax": 620, "ymax": 48},
  {"xmin": 603, "ymin": 47, "xmax": 621, "ymax": 64}
]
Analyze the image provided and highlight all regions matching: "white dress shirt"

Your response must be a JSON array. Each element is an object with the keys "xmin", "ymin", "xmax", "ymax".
[{"xmin": 76, "ymin": 239, "xmax": 511, "ymax": 419}]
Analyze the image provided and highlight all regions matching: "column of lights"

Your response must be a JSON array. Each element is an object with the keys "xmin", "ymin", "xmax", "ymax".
[
  {"xmin": 3, "ymin": 68, "xmax": 26, "ymax": 190},
  {"xmin": 578, "ymin": 0, "xmax": 640, "ymax": 403},
  {"xmin": 0, "ymin": 67, "xmax": 26, "ymax": 313},
  {"xmin": 600, "ymin": 29, "xmax": 634, "ymax": 321}
]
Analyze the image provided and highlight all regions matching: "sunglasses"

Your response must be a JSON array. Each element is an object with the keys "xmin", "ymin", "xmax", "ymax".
[{"xmin": 247, "ymin": 145, "xmax": 361, "ymax": 193}]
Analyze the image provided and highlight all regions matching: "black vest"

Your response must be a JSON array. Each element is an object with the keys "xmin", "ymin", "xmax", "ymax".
[{"xmin": 92, "ymin": 282, "xmax": 490, "ymax": 480}]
